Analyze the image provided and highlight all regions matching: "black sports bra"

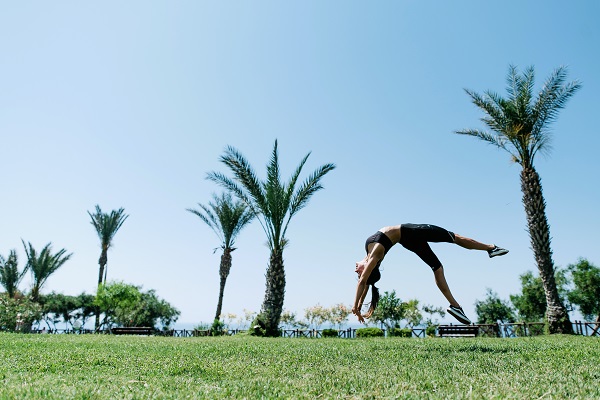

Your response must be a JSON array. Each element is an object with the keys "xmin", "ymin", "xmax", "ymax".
[{"xmin": 365, "ymin": 231, "xmax": 393, "ymax": 254}]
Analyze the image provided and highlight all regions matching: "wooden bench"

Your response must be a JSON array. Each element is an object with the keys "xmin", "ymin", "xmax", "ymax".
[
  {"xmin": 111, "ymin": 327, "xmax": 154, "ymax": 336},
  {"xmin": 438, "ymin": 325, "xmax": 479, "ymax": 338}
]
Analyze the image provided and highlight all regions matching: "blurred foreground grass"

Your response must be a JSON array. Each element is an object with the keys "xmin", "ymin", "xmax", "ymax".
[{"xmin": 1, "ymin": 333, "xmax": 599, "ymax": 399}]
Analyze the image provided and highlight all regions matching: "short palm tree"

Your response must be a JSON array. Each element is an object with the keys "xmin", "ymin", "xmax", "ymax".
[
  {"xmin": 208, "ymin": 140, "xmax": 335, "ymax": 336},
  {"xmin": 88, "ymin": 205, "xmax": 129, "ymax": 286},
  {"xmin": 455, "ymin": 65, "xmax": 581, "ymax": 334},
  {"xmin": 187, "ymin": 192, "xmax": 254, "ymax": 322},
  {"xmin": 88, "ymin": 205, "xmax": 128, "ymax": 330},
  {"xmin": 22, "ymin": 241, "xmax": 72, "ymax": 302},
  {"xmin": 0, "ymin": 250, "xmax": 27, "ymax": 298}
]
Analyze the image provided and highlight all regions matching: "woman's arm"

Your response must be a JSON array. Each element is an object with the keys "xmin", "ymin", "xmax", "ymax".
[
  {"xmin": 352, "ymin": 282, "xmax": 370, "ymax": 323},
  {"xmin": 352, "ymin": 246, "xmax": 384, "ymax": 322}
]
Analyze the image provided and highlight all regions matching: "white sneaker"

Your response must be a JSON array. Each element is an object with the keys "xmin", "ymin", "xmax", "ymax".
[
  {"xmin": 488, "ymin": 246, "xmax": 509, "ymax": 258},
  {"xmin": 447, "ymin": 305, "xmax": 471, "ymax": 325}
]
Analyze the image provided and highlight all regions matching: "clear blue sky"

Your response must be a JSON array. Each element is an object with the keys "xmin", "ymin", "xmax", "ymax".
[{"xmin": 1, "ymin": 1, "xmax": 598, "ymax": 327}]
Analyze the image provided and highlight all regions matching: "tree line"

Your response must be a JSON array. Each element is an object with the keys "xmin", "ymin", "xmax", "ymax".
[
  {"xmin": 0, "ymin": 206, "xmax": 179, "ymax": 332},
  {"xmin": 476, "ymin": 258, "xmax": 600, "ymax": 327},
  {"xmin": 207, "ymin": 255, "xmax": 600, "ymax": 337}
]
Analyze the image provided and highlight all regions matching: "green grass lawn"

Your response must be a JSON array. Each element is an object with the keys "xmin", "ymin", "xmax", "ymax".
[{"xmin": 1, "ymin": 333, "xmax": 599, "ymax": 399}]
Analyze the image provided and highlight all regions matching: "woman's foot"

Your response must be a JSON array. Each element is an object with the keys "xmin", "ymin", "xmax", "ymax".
[
  {"xmin": 447, "ymin": 305, "xmax": 471, "ymax": 324},
  {"xmin": 488, "ymin": 246, "xmax": 509, "ymax": 258}
]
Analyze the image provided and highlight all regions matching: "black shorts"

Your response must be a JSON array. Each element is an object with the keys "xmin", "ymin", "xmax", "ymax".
[{"xmin": 399, "ymin": 224, "xmax": 455, "ymax": 272}]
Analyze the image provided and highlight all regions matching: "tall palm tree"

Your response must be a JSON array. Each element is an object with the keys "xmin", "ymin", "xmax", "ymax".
[
  {"xmin": 22, "ymin": 241, "xmax": 72, "ymax": 302},
  {"xmin": 187, "ymin": 193, "xmax": 254, "ymax": 322},
  {"xmin": 88, "ymin": 205, "xmax": 128, "ymax": 330},
  {"xmin": 88, "ymin": 205, "xmax": 129, "ymax": 286},
  {"xmin": 0, "ymin": 250, "xmax": 27, "ymax": 298},
  {"xmin": 455, "ymin": 65, "xmax": 581, "ymax": 334},
  {"xmin": 208, "ymin": 140, "xmax": 335, "ymax": 336}
]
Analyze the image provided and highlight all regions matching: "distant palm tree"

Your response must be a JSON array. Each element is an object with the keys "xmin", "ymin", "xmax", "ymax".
[
  {"xmin": 187, "ymin": 193, "xmax": 254, "ymax": 322},
  {"xmin": 88, "ymin": 205, "xmax": 129, "ymax": 286},
  {"xmin": 22, "ymin": 241, "xmax": 72, "ymax": 302},
  {"xmin": 0, "ymin": 250, "xmax": 27, "ymax": 298},
  {"xmin": 208, "ymin": 140, "xmax": 335, "ymax": 336},
  {"xmin": 88, "ymin": 205, "xmax": 128, "ymax": 330},
  {"xmin": 455, "ymin": 65, "xmax": 581, "ymax": 334}
]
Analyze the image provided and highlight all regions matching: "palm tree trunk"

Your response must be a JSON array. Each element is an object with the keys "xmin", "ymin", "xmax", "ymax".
[
  {"xmin": 95, "ymin": 249, "xmax": 108, "ymax": 331},
  {"xmin": 97, "ymin": 250, "xmax": 107, "ymax": 286},
  {"xmin": 258, "ymin": 250, "xmax": 286, "ymax": 337},
  {"xmin": 31, "ymin": 285, "xmax": 40, "ymax": 302},
  {"xmin": 214, "ymin": 248, "xmax": 233, "ymax": 321},
  {"xmin": 521, "ymin": 166, "xmax": 573, "ymax": 334}
]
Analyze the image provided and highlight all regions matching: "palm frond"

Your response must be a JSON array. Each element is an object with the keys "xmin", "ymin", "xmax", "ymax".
[
  {"xmin": 528, "ymin": 128, "xmax": 554, "ymax": 161},
  {"xmin": 227, "ymin": 206, "xmax": 254, "ymax": 248},
  {"xmin": 266, "ymin": 140, "xmax": 282, "ymax": 207},
  {"xmin": 199, "ymin": 202, "xmax": 219, "ymax": 228},
  {"xmin": 0, "ymin": 250, "xmax": 25, "ymax": 297},
  {"xmin": 23, "ymin": 241, "xmax": 72, "ymax": 299},
  {"xmin": 455, "ymin": 128, "xmax": 522, "ymax": 162},
  {"xmin": 532, "ymin": 67, "xmax": 581, "ymax": 134},
  {"xmin": 213, "ymin": 193, "xmax": 254, "ymax": 248},
  {"xmin": 208, "ymin": 172, "xmax": 254, "ymax": 212},
  {"xmin": 219, "ymin": 146, "xmax": 275, "ymax": 245},
  {"xmin": 547, "ymin": 80, "xmax": 582, "ymax": 121},
  {"xmin": 505, "ymin": 64, "xmax": 520, "ymax": 101},
  {"xmin": 464, "ymin": 89, "xmax": 507, "ymax": 135},
  {"xmin": 220, "ymin": 146, "xmax": 268, "ymax": 214},
  {"xmin": 211, "ymin": 141, "xmax": 334, "ymax": 253},
  {"xmin": 284, "ymin": 162, "xmax": 336, "ymax": 238},
  {"xmin": 458, "ymin": 65, "xmax": 581, "ymax": 168},
  {"xmin": 516, "ymin": 66, "xmax": 535, "ymax": 118},
  {"xmin": 264, "ymin": 140, "xmax": 287, "ymax": 239},
  {"xmin": 88, "ymin": 205, "xmax": 128, "ymax": 249},
  {"xmin": 187, "ymin": 203, "xmax": 223, "ymax": 243},
  {"xmin": 454, "ymin": 128, "xmax": 503, "ymax": 147},
  {"xmin": 526, "ymin": 66, "xmax": 581, "ymax": 162},
  {"xmin": 285, "ymin": 152, "xmax": 310, "ymax": 209},
  {"xmin": 207, "ymin": 171, "xmax": 274, "ymax": 248}
]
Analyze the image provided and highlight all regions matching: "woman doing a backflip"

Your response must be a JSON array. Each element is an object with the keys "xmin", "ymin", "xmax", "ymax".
[{"xmin": 352, "ymin": 223, "xmax": 508, "ymax": 324}]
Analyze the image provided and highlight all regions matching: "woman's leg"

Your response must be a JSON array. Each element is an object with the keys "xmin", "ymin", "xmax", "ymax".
[
  {"xmin": 433, "ymin": 266, "xmax": 460, "ymax": 308},
  {"xmin": 401, "ymin": 240, "xmax": 462, "ymax": 307},
  {"xmin": 453, "ymin": 233, "xmax": 494, "ymax": 251}
]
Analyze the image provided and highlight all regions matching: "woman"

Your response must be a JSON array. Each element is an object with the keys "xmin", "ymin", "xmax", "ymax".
[{"xmin": 352, "ymin": 223, "xmax": 508, "ymax": 324}]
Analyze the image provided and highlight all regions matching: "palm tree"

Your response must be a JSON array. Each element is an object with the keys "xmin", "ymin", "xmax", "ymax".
[
  {"xmin": 207, "ymin": 140, "xmax": 335, "ymax": 336},
  {"xmin": 22, "ymin": 241, "xmax": 72, "ymax": 302},
  {"xmin": 88, "ymin": 205, "xmax": 128, "ymax": 330},
  {"xmin": 187, "ymin": 193, "xmax": 254, "ymax": 322},
  {"xmin": 0, "ymin": 250, "xmax": 28, "ymax": 298},
  {"xmin": 455, "ymin": 65, "xmax": 581, "ymax": 334},
  {"xmin": 88, "ymin": 205, "xmax": 129, "ymax": 286}
]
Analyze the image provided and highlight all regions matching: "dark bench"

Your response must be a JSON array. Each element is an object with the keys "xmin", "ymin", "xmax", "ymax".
[
  {"xmin": 111, "ymin": 327, "xmax": 154, "ymax": 336},
  {"xmin": 438, "ymin": 325, "xmax": 478, "ymax": 338}
]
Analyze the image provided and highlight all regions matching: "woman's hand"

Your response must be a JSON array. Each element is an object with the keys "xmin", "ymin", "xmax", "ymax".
[{"xmin": 352, "ymin": 307, "xmax": 365, "ymax": 324}]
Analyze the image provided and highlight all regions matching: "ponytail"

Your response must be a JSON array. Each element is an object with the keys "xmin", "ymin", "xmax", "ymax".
[
  {"xmin": 362, "ymin": 284, "xmax": 380, "ymax": 318},
  {"xmin": 363, "ymin": 265, "xmax": 382, "ymax": 319}
]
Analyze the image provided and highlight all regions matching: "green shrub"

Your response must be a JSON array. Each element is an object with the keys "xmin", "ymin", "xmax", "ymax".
[
  {"xmin": 193, "ymin": 322, "xmax": 210, "ymax": 330},
  {"xmin": 0, "ymin": 294, "xmax": 41, "ymax": 332},
  {"xmin": 322, "ymin": 329, "xmax": 339, "ymax": 338},
  {"xmin": 426, "ymin": 325, "xmax": 437, "ymax": 337},
  {"xmin": 389, "ymin": 328, "xmax": 412, "ymax": 337},
  {"xmin": 210, "ymin": 319, "xmax": 226, "ymax": 336},
  {"xmin": 356, "ymin": 327, "xmax": 384, "ymax": 338}
]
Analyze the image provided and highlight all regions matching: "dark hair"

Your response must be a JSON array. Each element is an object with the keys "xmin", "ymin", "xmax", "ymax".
[
  {"xmin": 363, "ymin": 266, "xmax": 381, "ymax": 318},
  {"xmin": 366, "ymin": 266, "xmax": 381, "ymax": 285},
  {"xmin": 363, "ymin": 285, "xmax": 379, "ymax": 318}
]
